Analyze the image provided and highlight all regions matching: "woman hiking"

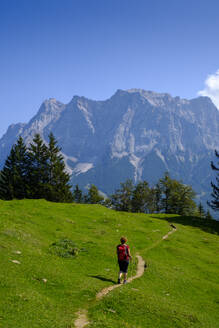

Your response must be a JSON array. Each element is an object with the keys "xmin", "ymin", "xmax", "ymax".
[{"xmin": 116, "ymin": 237, "xmax": 132, "ymax": 284}]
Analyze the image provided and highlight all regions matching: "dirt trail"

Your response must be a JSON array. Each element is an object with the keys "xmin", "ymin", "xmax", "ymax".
[
  {"xmin": 96, "ymin": 254, "xmax": 145, "ymax": 300},
  {"xmin": 162, "ymin": 225, "xmax": 176, "ymax": 240},
  {"xmin": 74, "ymin": 310, "xmax": 89, "ymax": 328},
  {"xmin": 74, "ymin": 225, "xmax": 176, "ymax": 328}
]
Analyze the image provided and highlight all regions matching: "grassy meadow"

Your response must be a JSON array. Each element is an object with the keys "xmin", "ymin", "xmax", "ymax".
[{"xmin": 0, "ymin": 199, "xmax": 218, "ymax": 327}]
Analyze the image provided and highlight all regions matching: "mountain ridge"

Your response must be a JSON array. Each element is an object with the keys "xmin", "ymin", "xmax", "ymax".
[{"xmin": 0, "ymin": 89, "xmax": 218, "ymax": 206}]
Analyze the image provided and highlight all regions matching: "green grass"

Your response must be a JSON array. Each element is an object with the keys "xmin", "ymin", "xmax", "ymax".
[{"xmin": 0, "ymin": 200, "xmax": 218, "ymax": 327}]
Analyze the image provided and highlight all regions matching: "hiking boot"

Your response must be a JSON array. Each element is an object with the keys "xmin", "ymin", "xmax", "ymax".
[
  {"xmin": 123, "ymin": 280, "xmax": 127, "ymax": 284},
  {"xmin": 117, "ymin": 279, "xmax": 121, "ymax": 284}
]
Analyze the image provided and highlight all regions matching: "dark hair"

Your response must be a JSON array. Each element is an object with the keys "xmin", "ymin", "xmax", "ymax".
[{"xmin": 120, "ymin": 237, "xmax": 127, "ymax": 244}]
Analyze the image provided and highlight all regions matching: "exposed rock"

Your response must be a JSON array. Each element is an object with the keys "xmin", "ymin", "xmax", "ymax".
[
  {"xmin": 0, "ymin": 89, "xmax": 218, "ymax": 206},
  {"xmin": 11, "ymin": 260, "xmax": 21, "ymax": 264}
]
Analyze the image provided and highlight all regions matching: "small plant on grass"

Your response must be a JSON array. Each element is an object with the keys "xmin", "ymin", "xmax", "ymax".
[{"xmin": 50, "ymin": 239, "xmax": 79, "ymax": 258}]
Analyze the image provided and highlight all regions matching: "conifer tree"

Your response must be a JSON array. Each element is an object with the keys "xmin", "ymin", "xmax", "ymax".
[
  {"xmin": 72, "ymin": 184, "xmax": 83, "ymax": 203},
  {"xmin": 132, "ymin": 181, "xmax": 151, "ymax": 213},
  {"xmin": 111, "ymin": 179, "xmax": 134, "ymax": 212},
  {"xmin": 0, "ymin": 137, "xmax": 29, "ymax": 199},
  {"xmin": 27, "ymin": 134, "xmax": 49, "ymax": 198},
  {"xmin": 198, "ymin": 202, "xmax": 205, "ymax": 218},
  {"xmin": 44, "ymin": 132, "xmax": 72, "ymax": 202},
  {"xmin": 86, "ymin": 184, "xmax": 104, "ymax": 204},
  {"xmin": 208, "ymin": 150, "xmax": 219, "ymax": 211},
  {"xmin": 0, "ymin": 133, "xmax": 73, "ymax": 202},
  {"xmin": 153, "ymin": 183, "xmax": 162, "ymax": 213},
  {"xmin": 158, "ymin": 172, "xmax": 196, "ymax": 215},
  {"xmin": 205, "ymin": 210, "xmax": 213, "ymax": 220},
  {"xmin": 158, "ymin": 172, "xmax": 172, "ymax": 213}
]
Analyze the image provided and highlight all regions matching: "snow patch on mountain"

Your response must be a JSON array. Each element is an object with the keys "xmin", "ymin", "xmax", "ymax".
[
  {"xmin": 73, "ymin": 163, "xmax": 94, "ymax": 176},
  {"xmin": 77, "ymin": 100, "xmax": 95, "ymax": 134},
  {"xmin": 155, "ymin": 148, "xmax": 168, "ymax": 168},
  {"xmin": 61, "ymin": 154, "xmax": 78, "ymax": 174},
  {"xmin": 129, "ymin": 154, "xmax": 143, "ymax": 182}
]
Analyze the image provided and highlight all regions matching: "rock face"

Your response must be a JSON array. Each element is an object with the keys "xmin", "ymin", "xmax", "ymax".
[{"xmin": 0, "ymin": 89, "xmax": 218, "ymax": 204}]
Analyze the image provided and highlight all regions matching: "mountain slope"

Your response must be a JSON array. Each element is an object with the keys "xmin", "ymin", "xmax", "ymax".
[
  {"xmin": 0, "ymin": 200, "xmax": 218, "ymax": 327},
  {"xmin": 0, "ymin": 89, "xmax": 218, "ymax": 203}
]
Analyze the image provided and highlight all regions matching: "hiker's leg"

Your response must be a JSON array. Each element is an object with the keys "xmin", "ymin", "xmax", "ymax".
[
  {"xmin": 118, "ymin": 261, "xmax": 123, "ymax": 283},
  {"xmin": 123, "ymin": 262, "xmax": 129, "ymax": 283},
  {"xmin": 118, "ymin": 261, "xmax": 123, "ymax": 282},
  {"xmin": 118, "ymin": 271, "xmax": 123, "ymax": 284}
]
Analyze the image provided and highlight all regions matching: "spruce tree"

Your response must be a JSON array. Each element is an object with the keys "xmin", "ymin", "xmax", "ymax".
[
  {"xmin": 153, "ymin": 183, "xmax": 162, "ymax": 213},
  {"xmin": 158, "ymin": 172, "xmax": 196, "ymax": 215},
  {"xmin": 44, "ymin": 132, "xmax": 72, "ymax": 202},
  {"xmin": 27, "ymin": 134, "xmax": 49, "ymax": 199},
  {"xmin": 0, "ymin": 137, "xmax": 29, "ymax": 199},
  {"xmin": 177, "ymin": 184, "xmax": 196, "ymax": 215},
  {"xmin": 198, "ymin": 202, "xmax": 205, "ymax": 218},
  {"xmin": 205, "ymin": 210, "xmax": 213, "ymax": 220},
  {"xmin": 111, "ymin": 179, "xmax": 134, "ymax": 212},
  {"xmin": 86, "ymin": 184, "xmax": 104, "ymax": 204},
  {"xmin": 158, "ymin": 172, "xmax": 172, "ymax": 213},
  {"xmin": 0, "ymin": 133, "xmax": 73, "ymax": 202},
  {"xmin": 132, "ymin": 181, "xmax": 151, "ymax": 213},
  {"xmin": 208, "ymin": 150, "xmax": 219, "ymax": 211},
  {"xmin": 73, "ymin": 184, "xmax": 83, "ymax": 203}
]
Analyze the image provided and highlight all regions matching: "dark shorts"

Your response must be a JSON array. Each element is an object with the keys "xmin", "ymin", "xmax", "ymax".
[{"xmin": 118, "ymin": 260, "xmax": 129, "ymax": 273}]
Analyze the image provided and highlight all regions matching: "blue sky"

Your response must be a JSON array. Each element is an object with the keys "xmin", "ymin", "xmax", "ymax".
[{"xmin": 1, "ymin": 0, "xmax": 219, "ymax": 137}]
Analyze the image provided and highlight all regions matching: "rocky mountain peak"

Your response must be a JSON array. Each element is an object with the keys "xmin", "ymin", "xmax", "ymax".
[
  {"xmin": 126, "ymin": 88, "xmax": 190, "ymax": 107},
  {"xmin": 37, "ymin": 98, "xmax": 65, "ymax": 115},
  {"xmin": 3, "ymin": 123, "xmax": 26, "ymax": 140},
  {"xmin": 0, "ymin": 89, "xmax": 218, "ymax": 209}
]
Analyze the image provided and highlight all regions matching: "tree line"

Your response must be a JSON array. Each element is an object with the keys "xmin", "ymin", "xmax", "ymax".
[
  {"xmin": 0, "ymin": 133, "xmax": 73, "ymax": 202},
  {"xmin": 0, "ymin": 134, "xmax": 218, "ymax": 219},
  {"xmin": 72, "ymin": 174, "xmax": 213, "ymax": 219},
  {"xmin": 0, "ymin": 133, "xmax": 105, "ymax": 204},
  {"xmin": 109, "ymin": 176, "xmax": 213, "ymax": 218}
]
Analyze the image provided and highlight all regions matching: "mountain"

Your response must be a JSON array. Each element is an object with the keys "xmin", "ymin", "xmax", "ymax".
[{"xmin": 0, "ymin": 89, "xmax": 218, "ymax": 205}]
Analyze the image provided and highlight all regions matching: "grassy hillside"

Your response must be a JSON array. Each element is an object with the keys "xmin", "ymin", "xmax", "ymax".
[{"xmin": 0, "ymin": 200, "xmax": 218, "ymax": 328}]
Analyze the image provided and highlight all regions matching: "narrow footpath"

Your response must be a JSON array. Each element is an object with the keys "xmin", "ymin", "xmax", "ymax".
[{"xmin": 74, "ymin": 225, "xmax": 177, "ymax": 328}]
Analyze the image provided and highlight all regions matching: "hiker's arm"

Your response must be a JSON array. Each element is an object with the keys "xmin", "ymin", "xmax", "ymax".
[{"xmin": 128, "ymin": 247, "xmax": 132, "ymax": 259}]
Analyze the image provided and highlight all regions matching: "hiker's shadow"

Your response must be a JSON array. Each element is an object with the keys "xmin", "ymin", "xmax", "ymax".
[{"xmin": 88, "ymin": 275, "xmax": 117, "ymax": 284}]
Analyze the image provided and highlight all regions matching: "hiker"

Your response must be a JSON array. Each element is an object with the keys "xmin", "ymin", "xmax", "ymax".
[{"xmin": 117, "ymin": 237, "xmax": 132, "ymax": 284}]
